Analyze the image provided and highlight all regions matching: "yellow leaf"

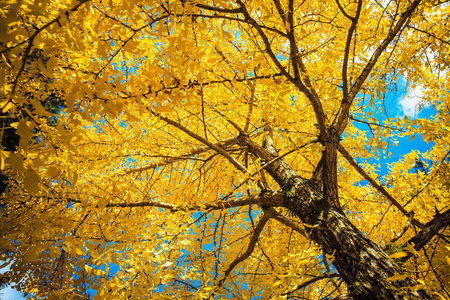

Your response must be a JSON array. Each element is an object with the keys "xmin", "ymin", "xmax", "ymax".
[
  {"xmin": 273, "ymin": 280, "xmax": 283, "ymax": 288},
  {"xmin": 445, "ymin": 256, "xmax": 450, "ymax": 267},
  {"xmin": 162, "ymin": 261, "xmax": 173, "ymax": 267},
  {"xmin": 74, "ymin": 247, "xmax": 84, "ymax": 256},
  {"xmin": 326, "ymin": 249, "xmax": 336, "ymax": 264},
  {"xmin": 1, "ymin": 101, "xmax": 13, "ymax": 113},
  {"xmin": 51, "ymin": 290, "xmax": 64, "ymax": 297},
  {"xmin": 46, "ymin": 165, "xmax": 61, "ymax": 179},
  {"xmin": 406, "ymin": 243, "xmax": 419, "ymax": 257},
  {"xmin": 387, "ymin": 273, "xmax": 409, "ymax": 281},
  {"xmin": 23, "ymin": 168, "xmax": 40, "ymax": 195},
  {"xmin": 0, "ymin": 0, "xmax": 17, "ymax": 6},
  {"xmin": 0, "ymin": 150, "xmax": 8, "ymax": 170},
  {"xmin": 389, "ymin": 251, "xmax": 408, "ymax": 259},
  {"xmin": 12, "ymin": 120, "xmax": 34, "ymax": 149},
  {"xmin": 95, "ymin": 269, "xmax": 105, "ymax": 276},
  {"xmin": 9, "ymin": 152, "xmax": 25, "ymax": 173}
]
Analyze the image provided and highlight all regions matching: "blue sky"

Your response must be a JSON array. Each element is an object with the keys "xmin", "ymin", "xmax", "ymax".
[
  {"xmin": 0, "ymin": 263, "xmax": 24, "ymax": 300},
  {"xmin": 364, "ymin": 82, "xmax": 434, "ymax": 176},
  {"xmin": 0, "ymin": 285, "xmax": 23, "ymax": 300}
]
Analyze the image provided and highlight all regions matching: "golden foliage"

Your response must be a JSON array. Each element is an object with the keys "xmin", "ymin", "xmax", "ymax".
[{"xmin": 0, "ymin": 0, "xmax": 449, "ymax": 298}]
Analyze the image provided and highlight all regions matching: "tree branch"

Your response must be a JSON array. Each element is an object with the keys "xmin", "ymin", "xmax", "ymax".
[
  {"xmin": 68, "ymin": 192, "xmax": 284, "ymax": 212},
  {"xmin": 152, "ymin": 111, "xmax": 247, "ymax": 172},
  {"xmin": 349, "ymin": 0, "xmax": 420, "ymax": 99},
  {"xmin": 287, "ymin": 0, "xmax": 301, "ymax": 83},
  {"xmin": 125, "ymin": 137, "xmax": 237, "ymax": 174},
  {"xmin": 337, "ymin": 143, "xmax": 424, "ymax": 227},
  {"xmin": 211, "ymin": 211, "xmax": 271, "ymax": 296},
  {"xmin": 282, "ymin": 273, "xmax": 340, "ymax": 296},
  {"xmin": 384, "ymin": 210, "xmax": 415, "ymax": 250},
  {"xmin": 335, "ymin": 0, "xmax": 355, "ymax": 21},
  {"xmin": 243, "ymin": 82, "xmax": 255, "ymax": 133},
  {"xmin": 333, "ymin": 0, "xmax": 421, "ymax": 135},
  {"xmin": 408, "ymin": 208, "xmax": 450, "ymax": 252},
  {"xmin": 338, "ymin": 0, "xmax": 362, "ymax": 129},
  {"xmin": 139, "ymin": 73, "xmax": 282, "ymax": 99},
  {"xmin": 236, "ymin": 0, "xmax": 294, "ymax": 82},
  {"xmin": 188, "ymin": 2, "xmax": 241, "ymax": 14},
  {"xmin": 265, "ymin": 206, "xmax": 306, "ymax": 236}
]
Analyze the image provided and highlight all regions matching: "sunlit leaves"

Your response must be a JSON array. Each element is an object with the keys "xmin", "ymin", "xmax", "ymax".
[{"xmin": 0, "ymin": 0, "xmax": 449, "ymax": 298}]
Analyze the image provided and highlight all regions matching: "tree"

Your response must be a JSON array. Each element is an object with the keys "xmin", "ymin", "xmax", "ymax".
[{"xmin": 0, "ymin": 0, "xmax": 449, "ymax": 299}]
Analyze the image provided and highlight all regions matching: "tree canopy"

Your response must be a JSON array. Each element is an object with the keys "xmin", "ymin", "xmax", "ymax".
[{"xmin": 0, "ymin": 0, "xmax": 449, "ymax": 299}]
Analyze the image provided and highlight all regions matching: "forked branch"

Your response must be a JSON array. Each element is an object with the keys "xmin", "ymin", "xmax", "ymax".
[
  {"xmin": 125, "ymin": 137, "xmax": 237, "ymax": 174},
  {"xmin": 408, "ymin": 208, "xmax": 450, "ymax": 252},
  {"xmin": 337, "ymin": 143, "xmax": 424, "ymax": 227},
  {"xmin": 236, "ymin": 0, "xmax": 293, "ymax": 83},
  {"xmin": 210, "ymin": 211, "xmax": 271, "ymax": 297},
  {"xmin": 333, "ymin": 0, "xmax": 421, "ymax": 134},
  {"xmin": 151, "ymin": 110, "xmax": 247, "ymax": 172}
]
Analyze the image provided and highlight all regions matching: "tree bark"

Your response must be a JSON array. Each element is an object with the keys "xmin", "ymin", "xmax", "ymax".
[
  {"xmin": 237, "ymin": 134, "xmax": 431, "ymax": 299},
  {"xmin": 322, "ymin": 130, "xmax": 342, "ymax": 211}
]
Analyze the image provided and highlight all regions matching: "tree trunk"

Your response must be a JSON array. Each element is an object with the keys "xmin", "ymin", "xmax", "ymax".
[{"xmin": 238, "ymin": 134, "xmax": 431, "ymax": 299}]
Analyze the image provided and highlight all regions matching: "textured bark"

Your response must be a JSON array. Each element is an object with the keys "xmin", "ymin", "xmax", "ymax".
[
  {"xmin": 309, "ymin": 209, "xmax": 430, "ymax": 300},
  {"xmin": 322, "ymin": 139, "xmax": 341, "ymax": 210},
  {"xmin": 237, "ymin": 134, "xmax": 432, "ymax": 299}
]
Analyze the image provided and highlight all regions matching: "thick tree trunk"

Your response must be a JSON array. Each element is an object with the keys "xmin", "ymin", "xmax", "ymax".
[
  {"xmin": 238, "ymin": 134, "xmax": 431, "ymax": 299},
  {"xmin": 308, "ymin": 208, "xmax": 431, "ymax": 299}
]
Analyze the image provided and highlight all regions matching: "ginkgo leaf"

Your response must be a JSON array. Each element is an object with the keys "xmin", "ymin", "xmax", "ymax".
[
  {"xmin": 23, "ymin": 168, "xmax": 40, "ymax": 195},
  {"xmin": 8, "ymin": 152, "xmax": 25, "ymax": 173},
  {"xmin": 387, "ymin": 273, "xmax": 410, "ymax": 281},
  {"xmin": 406, "ymin": 243, "xmax": 419, "ymax": 257},
  {"xmin": 389, "ymin": 252, "xmax": 408, "ymax": 259},
  {"xmin": 161, "ymin": 261, "xmax": 173, "ymax": 268},
  {"xmin": 1, "ymin": 101, "xmax": 13, "ymax": 113},
  {"xmin": 445, "ymin": 256, "xmax": 450, "ymax": 267},
  {"xmin": 0, "ymin": 150, "xmax": 8, "ymax": 170},
  {"xmin": 46, "ymin": 165, "xmax": 61, "ymax": 179},
  {"xmin": 73, "ymin": 247, "xmax": 84, "ymax": 256}
]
